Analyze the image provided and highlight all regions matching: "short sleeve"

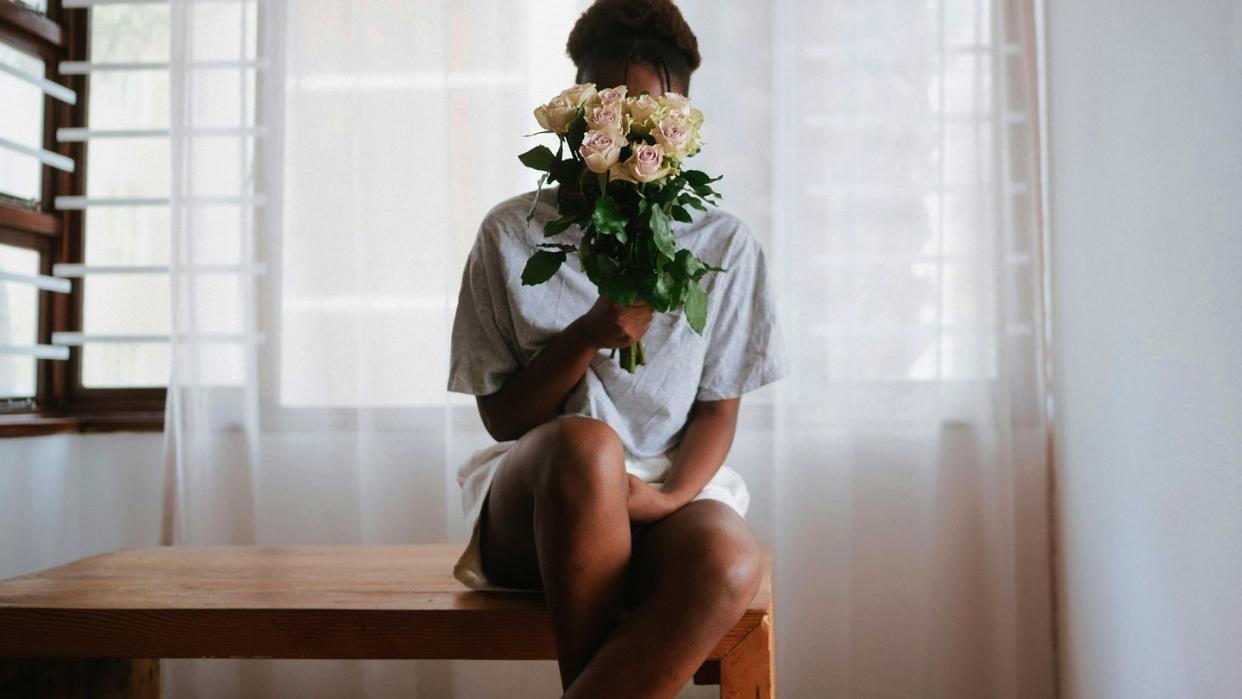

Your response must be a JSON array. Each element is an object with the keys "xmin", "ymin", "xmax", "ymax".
[
  {"xmin": 446, "ymin": 228, "xmax": 522, "ymax": 396},
  {"xmin": 695, "ymin": 231, "xmax": 789, "ymax": 401}
]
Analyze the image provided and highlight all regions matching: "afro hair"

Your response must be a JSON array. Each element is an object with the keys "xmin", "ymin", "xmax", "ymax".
[{"xmin": 566, "ymin": 0, "xmax": 701, "ymax": 90}]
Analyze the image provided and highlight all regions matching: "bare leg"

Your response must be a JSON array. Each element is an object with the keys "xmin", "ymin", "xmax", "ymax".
[
  {"xmin": 479, "ymin": 416, "xmax": 631, "ymax": 689},
  {"xmin": 565, "ymin": 499, "xmax": 764, "ymax": 699}
]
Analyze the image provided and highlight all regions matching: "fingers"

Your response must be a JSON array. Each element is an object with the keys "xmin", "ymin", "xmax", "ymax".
[
  {"xmin": 582, "ymin": 295, "xmax": 654, "ymax": 349},
  {"xmin": 606, "ymin": 297, "xmax": 651, "ymax": 311}
]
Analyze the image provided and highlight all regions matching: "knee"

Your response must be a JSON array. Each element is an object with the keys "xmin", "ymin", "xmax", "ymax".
[
  {"xmin": 690, "ymin": 527, "xmax": 765, "ymax": 609},
  {"xmin": 537, "ymin": 416, "xmax": 626, "ymax": 504}
]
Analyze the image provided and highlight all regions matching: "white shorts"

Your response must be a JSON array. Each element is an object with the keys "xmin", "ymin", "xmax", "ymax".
[{"xmin": 452, "ymin": 436, "xmax": 750, "ymax": 592}]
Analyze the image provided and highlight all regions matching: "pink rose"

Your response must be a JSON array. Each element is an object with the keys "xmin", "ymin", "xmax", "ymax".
[
  {"xmin": 658, "ymin": 92, "xmax": 692, "ymax": 115},
  {"xmin": 534, "ymin": 95, "xmax": 576, "ymax": 133},
  {"xmin": 653, "ymin": 115, "xmax": 693, "ymax": 160},
  {"xmin": 579, "ymin": 130, "xmax": 624, "ymax": 174},
  {"xmin": 594, "ymin": 85, "xmax": 627, "ymax": 107},
  {"xmin": 586, "ymin": 104, "xmax": 625, "ymax": 136},
  {"xmin": 611, "ymin": 143, "xmax": 672, "ymax": 183},
  {"xmin": 625, "ymin": 93, "xmax": 662, "ymax": 134}
]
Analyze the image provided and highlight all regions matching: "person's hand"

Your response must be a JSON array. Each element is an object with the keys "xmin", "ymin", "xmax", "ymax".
[
  {"xmin": 573, "ymin": 296, "xmax": 653, "ymax": 350},
  {"xmin": 626, "ymin": 474, "xmax": 682, "ymax": 524}
]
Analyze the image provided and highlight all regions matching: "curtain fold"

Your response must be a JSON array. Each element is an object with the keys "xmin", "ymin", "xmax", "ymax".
[{"xmin": 163, "ymin": 0, "xmax": 1054, "ymax": 696}]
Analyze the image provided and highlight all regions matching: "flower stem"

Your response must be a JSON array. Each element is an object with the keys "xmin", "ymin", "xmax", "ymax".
[{"xmin": 618, "ymin": 341, "xmax": 646, "ymax": 373}]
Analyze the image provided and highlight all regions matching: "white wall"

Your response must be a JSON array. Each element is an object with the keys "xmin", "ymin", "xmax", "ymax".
[
  {"xmin": 0, "ymin": 434, "xmax": 165, "ymax": 579},
  {"xmin": 1047, "ymin": 1, "xmax": 1242, "ymax": 697}
]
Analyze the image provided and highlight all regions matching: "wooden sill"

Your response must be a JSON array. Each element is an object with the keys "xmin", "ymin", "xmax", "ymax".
[
  {"xmin": 0, "ymin": 412, "xmax": 164, "ymax": 438},
  {"xmin": 0, "ymin": 1, "xmax": 63, "ymax": 49},
  {"xmin": 0, "ymin": 206, "xmax": 59, "ymax": 237}
]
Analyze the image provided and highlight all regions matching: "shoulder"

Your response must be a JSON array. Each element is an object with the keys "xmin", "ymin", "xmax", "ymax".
[
  {"xmin": 475, "ymin": 188, "xmax": 557, "ymax": 242},
  {"xmin": 462, "ymin": 188, "xmax": 557, "ymax": 270},
  {"xmin": 686, "ymin": 207, "xmax": 764, "ymax": 265}
]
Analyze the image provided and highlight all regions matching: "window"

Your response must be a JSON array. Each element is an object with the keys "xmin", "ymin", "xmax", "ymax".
[
  {"xmin": 69, "ymin": 0, "xmax": 260, "ymax": 399},
  {"xmin": 74, "ymin": 0, "xmax": 172, "ymax": 389},
  {"xmin": 754, "ymin": 0, "xmax": 1050, "ymax": 432},
  {"xmin": 0, "ymin": 0, "xmax": 173, "ymax": 435},
  {"xmin": 0, "ymin": 0, "xmax": 76, "ymax": 431},
  {"xmin": 0, "ymin": 244, "xmax": 43, "ymax": 399},
  {"xmin": 0, "ymin": 42, "xmax": 46, "ymax": 204},
  {"xmin": 0, "ymin": 40, "xmax": 47, "ymax": 402}
]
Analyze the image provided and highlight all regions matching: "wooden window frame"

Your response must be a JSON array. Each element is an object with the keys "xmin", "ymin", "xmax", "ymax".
[{"xmin": 0, "ymin": 0, "xmax": 163, "ymax": 437}]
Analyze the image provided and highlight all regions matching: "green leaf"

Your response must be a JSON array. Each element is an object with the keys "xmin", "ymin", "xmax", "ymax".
[
  {"xmin": 549, "ymin": 157, "xmax": 582, "ymax": 187},
  {"xmin": 680, "ymin": 169, "xmax": 721, "ymax": 187},
  {"xmin": 543, "ymin": 216, "xmax": 576, "ymax": 237},
  {"xmin": 670, "ymin": 278, "xmax": 688, "ymax": 306},
  {"xmin": 566, "ymin": 113, "xmax": 587, "ymax": 151},
  {"xmin": 613, "ymin": 288, "xmax": 639, "ymax": 306},
  {"xmin": 581, "ymin": 242, "xmax": 619, "ymax": 288},
  {"xmin": 649, "ymin": 205, "xmax": 676, "ymax": 260},
  {"xmin": 672, "ymin": 249, "xmax": 706, "ymax": 280},
  {"xmin": 518, "ymin": 145, "xmax": 556, "ymax": 172},
  {"xmin": 649, "ymin": 270, "xmax": 675, "ymax": 311},
  {"xmin": 591, "ymin": 196, "xmax": 628, "ymax": 239},
  {"xmin": 600, "ymin": 273, "xmax": 637, "ymax": 305},
  {"xmin": 671, "ymin": 205, "xmax": 693, "ymax": 223},
  {"xmin": 681, "ymin": 170, "xmax": 710, "ymax": 186},
  {"xmin": 684, "ymin": 280, "xmax": 708, "ymax": 334},
  {"xmin": 681, "ymin": 195, "xmax": 708, "ymax": 211},
  {"xmin": 521, "ymin": 249, "xmax": 566, "ymax": 285}
]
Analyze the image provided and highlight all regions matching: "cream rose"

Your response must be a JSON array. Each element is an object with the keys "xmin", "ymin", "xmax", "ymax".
[
  {"xmin": 579, "ymin": 130, "xmax": 624, "ymax": 174},
  {"xmin": 559, "ymin": 82, "xmax": 597, "ymax": 108},
  {"xmin": 593, "ymin": 85, "xmax": 627, "ymax": 108},
  {"xmin": 658, "ymin": 92, "xmax": 692, "ymax": 116},
  {"xmin": 609, "ymin": 143, "xmax": 673, "ymax": 183},
  {"xmin": 625, "ymin": 93, "xmax": 663, "ymax": 134},
  {"xmin": 533, "ymin": 94, "xmax": 577, "ymax": 133},
  {"xmin": 585, "ymin": 104, "xmax": 626, "ymax": 136},
  {"xmin": 653, "ymin": 115, "xmax": 693, "ymax": 160}
]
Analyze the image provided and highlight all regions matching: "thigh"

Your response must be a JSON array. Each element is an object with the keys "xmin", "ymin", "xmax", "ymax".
[
  {"xmin": 480, "ymin": 414, "xmax": 632, "ymax": 590},
  {"xmin": 625, "ymin": 499, "xmax": 761, "ymax": 607},
  {"xmin": 478, "ymin": 424, "xmax": 552, "ymax": 590}
]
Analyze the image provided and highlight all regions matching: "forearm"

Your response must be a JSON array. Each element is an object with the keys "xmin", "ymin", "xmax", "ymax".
[
  {"xmin": 660, "ymin": 397, "xmax": 741, "ymax": 506},
  {"xmin": 477, "ymin": 318, "xmax": 598, "ymax": 441}
]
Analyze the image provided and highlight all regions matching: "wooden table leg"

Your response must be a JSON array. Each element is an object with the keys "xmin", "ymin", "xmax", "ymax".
[
  {"xmin": 0, "ymin": 658, "xmax": 159, "ymax": 698},
  {"xmin": 719, "ymin": 615, "xmax": 774, "ymax": 699}
]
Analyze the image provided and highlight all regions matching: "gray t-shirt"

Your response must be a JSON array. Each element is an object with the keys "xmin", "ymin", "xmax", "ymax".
[{"xmin": 447, "ymin": 186, "xmax": 788, "ymax": 459}]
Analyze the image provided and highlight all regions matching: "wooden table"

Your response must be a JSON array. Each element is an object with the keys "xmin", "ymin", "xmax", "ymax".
[{"xmin": 0, "ymin": 545, "xmax": 774, "ymax": 697}]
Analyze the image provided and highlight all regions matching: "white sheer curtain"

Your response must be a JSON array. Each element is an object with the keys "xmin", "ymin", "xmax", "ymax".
[
  {"xmin": 163, "ymin": 0, "xmax": 1055, "ymax": 697},
  {"xmin": 768, "ymin": 1, "xmax": 1055, "ymax": 695}
]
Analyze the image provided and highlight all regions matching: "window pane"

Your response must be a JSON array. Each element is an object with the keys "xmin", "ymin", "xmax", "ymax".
[
  {"xmin": 0, "ymin": 245, "xmax": 40, "ymax": 399},
  {"xmin": 84, "ymin": 207, "xmax": 170, "ymax": 265},
  {"xmin": 86, "ymin": 71, "xmax": 168, "ymax": 130},
  {"xmin": 81, "ymin": 2, "xmax": 259, "ymax": 390},
  {"xmin": 82, "ymin": 275, "xmax": 169, "ymax": 335},
  {"xmin": 90, "ymin": 4, "xmax": 169, "ymax": 63},
  {"xmin": 82, "ymin": 343, "xmax": 168, "ymax": 388},
  {"xmin": 85, "ymin": 138, "xmax": 170, "ymax": 198},
  {"xmin": 0, "ymin": 43, "xmax": 45, "ymax": 204},
  {"xmin": 80, "ymin": 271, "xmax": 170, "ymax": 387},
  {"xmin": 14, "ymin": 0, "xmax": 47, "ymax": 15},
  {"xmin": 81, "ymin": 8, "xmax": 174, "ymax": 389}
]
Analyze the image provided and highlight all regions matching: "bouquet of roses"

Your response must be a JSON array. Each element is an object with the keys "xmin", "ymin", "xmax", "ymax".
[{"xmin": 517, "ymin": 82, "xmax": 725, "ymax": 373}]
